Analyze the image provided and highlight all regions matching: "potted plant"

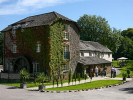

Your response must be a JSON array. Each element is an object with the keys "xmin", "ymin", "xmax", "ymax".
[
  {"xmin": 19, "ymin": 68, "xmax": 30, "ymax": 89},
  {"xmin": 36, "ymin": 72, "xmax": 45, "ymax": 90},
  {"xmin": 122, "ymin": 73, "xmax": 127, "ymax": 81}
]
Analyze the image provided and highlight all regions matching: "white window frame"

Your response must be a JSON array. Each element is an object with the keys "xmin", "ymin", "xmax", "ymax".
[
  {"xmin": 64, "ymin": 31, "xmax": 69, "ymax": 40},
  {"xmin": 36, "ymin": 42, "xmax": 41, "ymax": 53}
]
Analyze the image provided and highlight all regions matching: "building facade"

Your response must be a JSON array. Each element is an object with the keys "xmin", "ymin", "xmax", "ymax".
[
  {"xmin": 2, "ymin": 12, "xmax": 80, "ymax": 75},
  {"xmin": 79, "ymin": 40, "xmax": 112, "ymax": 75}
]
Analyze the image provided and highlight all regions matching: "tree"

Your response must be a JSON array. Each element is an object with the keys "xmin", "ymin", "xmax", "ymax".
[
  {"xmin": 121, "ymin": 28, "xmax": 133, "ymax": 41},
  {"xmin": 0, "ymin": 32, "xmax": 3, "ymax": 65},
  {"xmin": 77, "ymin": 14, "xmax": 111, "ymax": 46},
  {"xmin": 107, "ymin": 28, "xmax": 123, "ymax": 54}
]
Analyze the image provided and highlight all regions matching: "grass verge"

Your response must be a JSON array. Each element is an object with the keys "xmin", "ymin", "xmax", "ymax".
[
  {"xmin": 0, "ymin": 78, "xmax": 85, "ymax": 88},
  {"xmin": 46, "ymin": 80, "xmax": 123, "ymax": 91}
]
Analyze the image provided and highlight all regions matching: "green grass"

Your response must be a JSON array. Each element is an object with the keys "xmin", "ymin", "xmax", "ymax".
[
  {"xmin": 112, "ymin": 60, "xmax": 133, "ymax": 77},
  {"xmin": 46, "ymin": 80, "xmax": 123, "ymax": 91},
  {"xmin": 0, "ymin": 78, "xmax": 85, "ymax": 88}
]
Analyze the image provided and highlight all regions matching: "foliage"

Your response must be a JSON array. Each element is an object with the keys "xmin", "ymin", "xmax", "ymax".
[
  {"xmin": 127, "ymin": 70, "xmax": 130, "ymax": 78},
  {"xmin": 77, "ymin": 14, "xmax": 123, "ymax": 54},
  {"xmin": 49, "ymin": 19, "xmax": 64, "ymax": 75},
  {"xmin": 19, "ymin": 68, "xmax": 30, "ymax": 83},
  {"xmin": 77, "ymin": 73, "xmax": 81, "ymax": 83},
  {"xmin": 77, "ymin": 14, "xmax": 111, "ymax": 47},
  {"xmin": 84, "ymin": 74, "xmax": 87, "ymax": 81},
  {"xmin": 46, "ymin": 80, "xmax": 123, "ymax": 91},
  {"xmin": 55, "ymin": 75, "xmax": 59, "ymax": 87},
  {"xmin": 121, "ymin": 28, "xmax": 133, "ymax": 41},
  {"xmin": 68, "ymin": 69, "xmax": 72, "ymax": 85},
  {"xmin": 113, "ymin": 28, "xmax": 133, "ymax": 60},
  {"xmin": 60, "ymin": 74, "xmax": 63, "ymax": 87},
  {"xmin": 36, "ymin": 72, "xmax": 45, "ymax": 85}
]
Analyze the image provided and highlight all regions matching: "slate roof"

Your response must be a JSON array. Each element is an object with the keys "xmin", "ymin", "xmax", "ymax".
[
  {"xmin": 79, "ymin": 57, "xmax": 111, "ymax": 65},
  {"xmin": 80, "ymin": 40, "xmax": 112, "ymax": 53},
  {"xmin": 2, "ymin": 11, "xmax": 79, "ymax": 32}
]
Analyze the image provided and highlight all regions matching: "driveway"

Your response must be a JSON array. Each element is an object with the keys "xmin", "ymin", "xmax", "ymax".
[{"xmin": 0, "ymin": 80, "xmax": 133, "ymax": 100}]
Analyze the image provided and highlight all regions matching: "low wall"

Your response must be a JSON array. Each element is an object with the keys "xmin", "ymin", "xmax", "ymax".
[{"xmin": 0, "ymin": 73, "xmax": 20, "ymax": 80}]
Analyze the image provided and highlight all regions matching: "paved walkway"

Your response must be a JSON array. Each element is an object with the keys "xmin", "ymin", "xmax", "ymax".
[
  {"xmin": 27, "ymin": 76, "xmax": 132, "ymax": 90},
  {"xmin": 27, "ymin": 68, "xmax": 126, "ymax": 90}
]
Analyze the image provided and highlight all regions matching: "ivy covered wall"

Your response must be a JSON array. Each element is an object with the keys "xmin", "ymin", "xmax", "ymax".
[{"xmin": 4, "ymin": 18, "xmax": 80, "ymax": 75}]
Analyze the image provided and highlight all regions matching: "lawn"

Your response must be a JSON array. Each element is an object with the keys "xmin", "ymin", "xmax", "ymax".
[
  {"xmin": 0, "ymin": 78, "xmax": 85, "ymax": 88},
  {"xmin": 46, "ymin": 80, "xmax": 123, "ymax": 91},
  {"xmin": 112, "ymin": 60, "xmax": 133, "ymax": 77}
]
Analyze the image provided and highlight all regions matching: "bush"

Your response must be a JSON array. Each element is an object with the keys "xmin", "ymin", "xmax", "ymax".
[
  {"xmin": 36, "ymin": 72, "xmax": 45, "ymax": 85},
  {"xmin": 19, "ymin": 68, "xmax": 30, "ymax": 83},
  {"xmin": 122, "ymin": 73, "xmax": 127, "ymax": 81},
  {"xmin": 127, "ymin": 70, "xmax": 130, "ymax": 78},
  {"xmin": 78, "ymin": 73, "xmax": 81, "ymax": 83},
  {"xmin": 68, "ymin": 70, "xmax": 71, "ymax": 85}
]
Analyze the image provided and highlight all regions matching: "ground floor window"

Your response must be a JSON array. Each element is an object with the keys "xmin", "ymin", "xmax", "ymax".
[{"xmin": 33, "ymin": 62, "xmax": 40, "ymax": 74}]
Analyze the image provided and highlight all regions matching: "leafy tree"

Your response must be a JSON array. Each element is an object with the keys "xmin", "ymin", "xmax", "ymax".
[
  {"xmin": 107, "ymin": 28, "xmax": 123, "ymax": 54},
  {"xmin": 77, "ymin": 14, "xmax": 111, "ymax": 47},
  {"xmin": 121, "ymin": 28, "xmax": 133, "ymax": 40}
]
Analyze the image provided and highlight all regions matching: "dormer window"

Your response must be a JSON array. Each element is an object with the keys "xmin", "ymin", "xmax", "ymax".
[
  {"xmin": 64, "ymin": 31, "xmax": 69, "ymax": 40},
  {"xmin": 36, "ymin": 41, "xmax": 41, "ymax": 53},
  {"xmin": 12, "ymin": 44, "xmax": 17, "ymax": 53}
]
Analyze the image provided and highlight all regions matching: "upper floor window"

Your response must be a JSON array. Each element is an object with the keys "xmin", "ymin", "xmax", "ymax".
[
  {"xmin": 36, "ymin": 42, "xmax": 41, "ymax": 53},
  {"xmin": 12, "ymin": 44, "xmax": 17, "ymax": 53},
  {"xmin": 108, "ymin": 53, "xmax": 110, "ymax": 58},
  {"xmin": 64, "ymin": 45, "xmax": 70, "ymax": 59},
  {"xmin": 64, "ymin": 31, "xmax": 69, "ymax": 40}
]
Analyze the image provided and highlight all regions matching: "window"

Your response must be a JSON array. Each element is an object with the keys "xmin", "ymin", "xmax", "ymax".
[
  {"xmin": 89, "ymin": 51, "xmax": 92, "ymax": 56},
  {"xmin": 81, "ymin": 51, "xmax": 84, "ymax": 56},
  {"xmin": 108, "ymin": 53, "xmax": 110, "ymax": 58},
  {"xmin": 12, "ymin": 44, "xmax": 17, "ymax": 53},
  {"xmin": 64, "ymin": 32, "xmax": 69, "ymax": 40},
  {"xmin": 33, "ymin": 63, "xmax": 40, "ymax": 74},
  {"xmin": 64, "ymin": 45, "xmax": 70, "ymax": 59},
  {"xmin": 36, "ymin": 42, "xmax": 41, "ymax": 53}
]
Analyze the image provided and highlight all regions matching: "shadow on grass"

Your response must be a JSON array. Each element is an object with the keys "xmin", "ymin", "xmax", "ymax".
[{"xmin": 119, "ymin": 87, "xmax": 133, "ymax": 94}]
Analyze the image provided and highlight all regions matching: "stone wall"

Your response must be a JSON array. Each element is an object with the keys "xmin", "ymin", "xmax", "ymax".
[
  {"xmin": 0, "ymin": 73, "xmax": 20, "ymax": 80},
  {"xmin": 68, "ymin": 22, "xmax": 80, "ymax": 75}
]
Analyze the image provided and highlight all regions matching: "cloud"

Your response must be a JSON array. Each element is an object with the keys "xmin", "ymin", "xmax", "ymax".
[{"xmin": 0, "ymin": 0, "xmax": 83, "ymax": 15}]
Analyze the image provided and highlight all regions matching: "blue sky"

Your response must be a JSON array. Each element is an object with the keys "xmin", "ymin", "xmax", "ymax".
[{"xmin": 0, "ymin": 0, "xmax": 133, "ymax": 31}]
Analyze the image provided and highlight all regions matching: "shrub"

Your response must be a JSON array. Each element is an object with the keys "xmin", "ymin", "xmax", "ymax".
[
  {"xmin": 122, "ymin": 73, "xmax": 127, "ymax": 81},
  {"xmin": 78, "ymin": 73, "xmax": 81, "ymax": 83},
  {"xmin": 36, "ymin": 72, "xmax": 45, "ymax": 85},
  {"xmin": 68, "ymin": 70, "xmax": 71, "ymax": 85},
  {"xmin": 19, "ymin": 68, "xmax": 30, "ymax": 83}
]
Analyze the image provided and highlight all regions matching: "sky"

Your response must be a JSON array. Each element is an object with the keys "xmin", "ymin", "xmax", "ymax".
[{"xmin": 0, "ymin": 0, "xmax": 133, "ymax": 31}]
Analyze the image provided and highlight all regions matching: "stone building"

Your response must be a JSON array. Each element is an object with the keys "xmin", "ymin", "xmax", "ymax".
[
  {"xmin": 1, "ymin": 11, "xmax": 112, "ymax": 78},
  {"xmin": 2, "ymin": 11, "xmax": 80, "ymax": 75},
  {"xmin": 78, "ymin": 40, "xmax": 112, "ymax": 75}
]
